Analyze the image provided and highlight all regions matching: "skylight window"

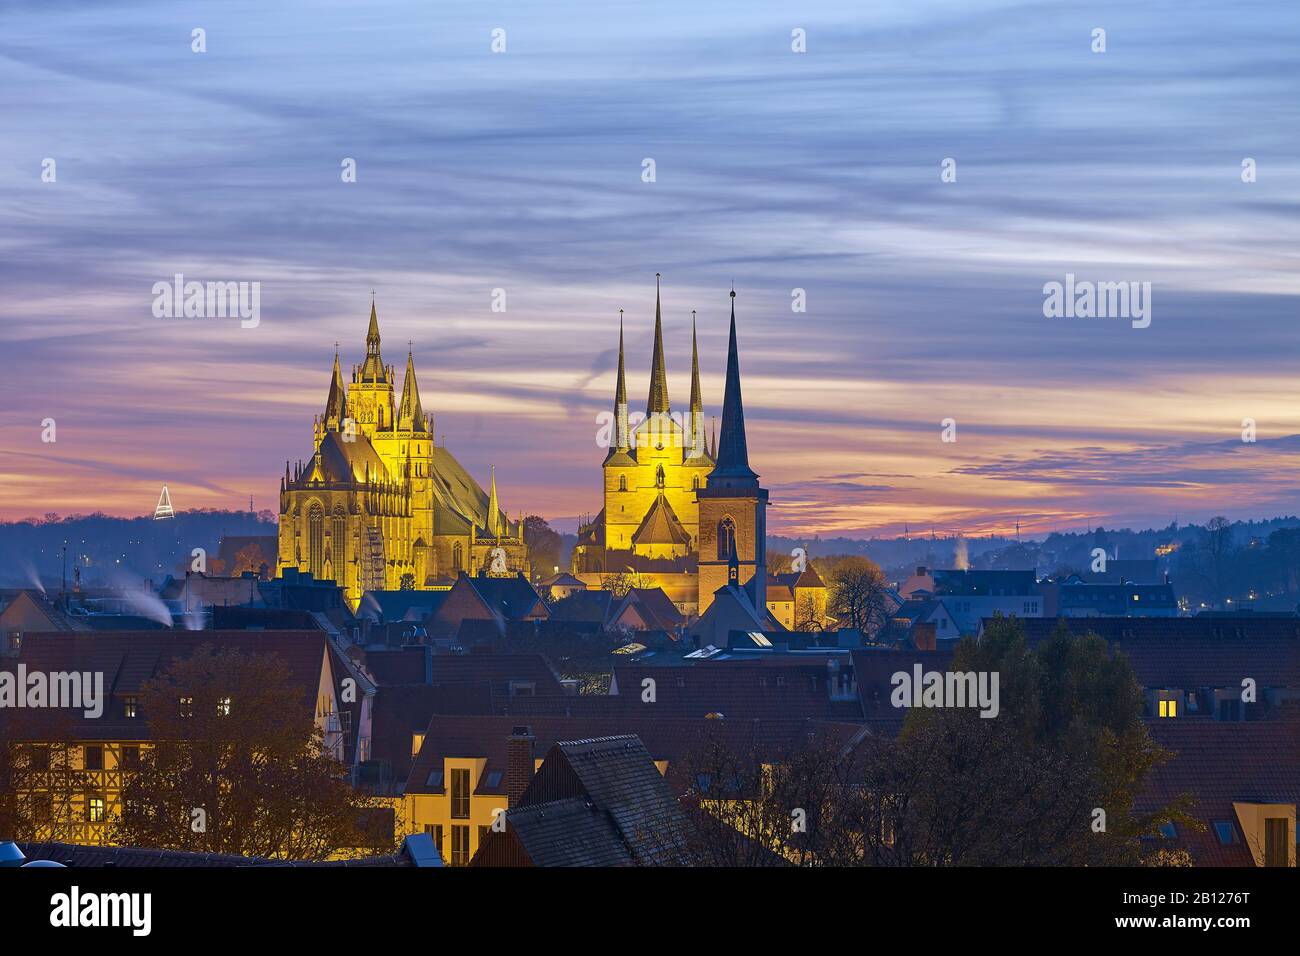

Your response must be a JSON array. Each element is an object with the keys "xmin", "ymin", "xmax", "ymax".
[{"xmin": 1213, "ymin": 821, "xmax": 1236, "ymax": 844}]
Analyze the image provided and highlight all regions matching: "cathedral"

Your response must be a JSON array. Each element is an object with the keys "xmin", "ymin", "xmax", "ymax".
[
  {"xmin": 278, "ymin": 301, "xmax": 528, "ymax": 609},
  {"xmin": 573, "ymin": 278, "xmax": 768, "ymax": 618}
]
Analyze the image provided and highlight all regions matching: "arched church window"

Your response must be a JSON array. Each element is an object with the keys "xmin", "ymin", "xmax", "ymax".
[
  {"xmin": 656, "ymin": 464, "xmax": 665, "ymax": 489},
  {"xmin": 331, "ymin": 508, "xmax": 346, "ymax": 584},
  {"xmin": 308, "ymin": 504, "xmax": 324, "ymax": 579},
  {"xmin": 717, "ymin": 517, "xmax": 736, "ymax": 561},
  {"xmin": 619, "ymin": 474, "xmax": 627, "ymax": 492},
  {"xmin": 692, "ymin": 475, "xmax": 700, "ymax": 491},
  {"xmin": 453, "ymin": 542, "xmax": 464, "ymax": 572}
]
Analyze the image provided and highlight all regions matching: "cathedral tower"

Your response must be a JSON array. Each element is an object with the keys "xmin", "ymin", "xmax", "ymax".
[{"xmin": 696, "ymin": 289, "xmax": 768, "ymax": 614}]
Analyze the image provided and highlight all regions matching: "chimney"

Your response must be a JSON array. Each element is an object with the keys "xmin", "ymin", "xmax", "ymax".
[
  {"xmin": 506, "ymin": 726, "xmax": 535, "ymax": 807},
  {"xmin": 912, "ymin": 622, "xmax": 937, "ymax": 652}
]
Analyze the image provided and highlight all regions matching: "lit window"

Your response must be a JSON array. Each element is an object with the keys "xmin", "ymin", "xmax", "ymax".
[
  {"xmin": 411, "ymin": 733, "xmax": 425, "ymax": 758},
  {"xmin": 216, "ymin": 696, "xmax": 231, "ymax": 716},
  {"xmin": 86, "ymin": 796, "xmax": 106, "ymax": 823},
  {"xmin": 451, "ymin": 825, "xmax": 470, "ymax": 865},
  {"xmin": 179, "ymin": 696, "xmax": 194, "ymax": 718},
  {"xmin": 1158, "ymin": 698, "xmax": 1178, "ymax": 718},
  {"xmin": 122, "ymin": 695, "xmax": 138, "ymax": 718},
  {"xmin": 451, "ymin": 768, "xmax": 471, "ymax": 819}
]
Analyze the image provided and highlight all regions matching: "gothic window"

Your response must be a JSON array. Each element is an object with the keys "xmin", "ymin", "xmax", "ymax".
[
  {"xmin": 308, "ymin": 504, "xmax": 324, "ymax": 578},
  {"xmin": 618, "ymin": 474, "xmax": 627, "ymax": 491},
  {"xmin": 717, "ymin": 517, "xmax": 736, "ymax": 561},
  {"xmin": 332, "ymin": 508, "xmax": 347, "ymax": 584},
  {"xmin": 453, "ymin": 542, "xmax": 464, "ymax": 572},
  {"xmin": 692, "ymin": 475, "xmax": 700, "ymax": 491},
  {"xmin": 656, "ymin": 464, "xmax": 665, "ymax": 489}
]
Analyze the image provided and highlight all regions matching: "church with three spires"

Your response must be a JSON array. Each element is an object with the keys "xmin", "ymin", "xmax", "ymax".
[
  {"xmin": 277, "ymin": 301, "xmax": 528, "ymax": 609},
  {"xmin": 573, "ymin": 278, "xmax": 773, "ymax": 625}
]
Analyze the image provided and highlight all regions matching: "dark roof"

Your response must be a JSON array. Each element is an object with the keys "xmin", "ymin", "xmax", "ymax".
[
  {"xmin": 405, "ymin": 713, "xmax": 858, "ymax": 796},
  {"xmin": 358, "ymin": 589, "xmax": 449, "ymax": 623},
  {"xmin": 632, "ymin": 494, "xmax": 691, "ymax": 547},
  {"xmin": 462, "ymin": 574, "xmax": 549, "ymax": 622},
  {"xmin": 474, "ymin": 735, "xmax": 694, "ymax": 866},
  {"xmin": 14, "ymin": 838, "xmax": 428, "ymax": 868},
  {"xmin": 619, "ymin": 588, "xmax": 686, "ymax": 631},
  {"xmin": 851, "ymin": 648, "xmax": 957, "ymax": 730},
  {"xmin": 549, "ymin": 590, "xmax": 615, "ymax": 624},
  {"xmin": 1138, "ymin": 718, "xmax": 1300, "ymax": 865},
  {"xmin": 539, "ymin": 573, "xmax": 586, "ymax": 589},
  {"xmin": 1007, "ymin": 617, "xmax": 1300, "ymax": 691},
  {"xmin": 1013, "ymin": 615, "xmax": 1300, "ymax": 644},
  {"xmin": 0, "ymin": 631, "xmax": 339, "ymax": 741},
  {"xmin": 1079, "ymin": 558, "xmax": 1161, "ymax": 584},
  {"xmin": 426, "ymin": 653, "xmax": 564, "ymax": 697},
  {"xmin": 210, "ymin": 606, "xmax": 325, "ymax": 631},
  {"xmin": 16, "ymin": 841, "xmax": 273, "ymax": 867},
  {"xmin": 362, "ymin": 646, "xmax": 430, "ymax": 685},
  {"xmin": 773, "ymin": 566, "xmax": 826, "ymax": 590},
  {"xmin": 610, "ymin": 661, "xmax": 863, "ymax": 721},
  {"xmin": 932, "ymin": 569, "xmax": 1036, "ymax": 596},
  {"xmin": 366, "ymin": 682, "xmax": 496, "ymax": 790}
]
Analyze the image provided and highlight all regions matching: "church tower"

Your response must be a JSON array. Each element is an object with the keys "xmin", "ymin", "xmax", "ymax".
[
  {"xmin": 347, "ymin": 300, "xmax": 396, "ymax": 438},
  {"xmin": 696, "ymin": 289, "xmax": 768, "ymax": 614}
]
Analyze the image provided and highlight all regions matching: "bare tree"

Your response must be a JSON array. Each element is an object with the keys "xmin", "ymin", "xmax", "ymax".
[{"xmin": 827, "ymin": 556, "xmax": 893, "ymax": 638}]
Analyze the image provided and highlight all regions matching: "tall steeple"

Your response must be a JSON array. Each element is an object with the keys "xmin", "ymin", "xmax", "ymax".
[
  {"xmin": 709, "ymin": 289, "xmax": 758, "ymax": 487},
  {"xmin": 398, "ymin": 347, "xmax": 427, "ymax": 432},
  {"xmin": 487, "ymin": 465, "xmax": 500, "ymax": 538},
  {"xmin": 324, "ymin": 346, "xmax": 346, "ymax": 431},
  {"xmin": 360, "ymin": 298, "xmax": 386, "ymax": 382},
  {"xmin": 688, "ymin": 309, "xmax": 706, "ymax": 460},
  {"xmin": 614, "ymin": 310, "xmax": 630, "ymax": 452},
  {"xmin": 646, "ymin": 273, "xmax": 670, "ymax": 416}
]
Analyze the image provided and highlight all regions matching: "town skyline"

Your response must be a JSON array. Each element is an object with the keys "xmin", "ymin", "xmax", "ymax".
[{"xmin": 2, "ymin": 0, "xmax": 1298, "ymax": 536}]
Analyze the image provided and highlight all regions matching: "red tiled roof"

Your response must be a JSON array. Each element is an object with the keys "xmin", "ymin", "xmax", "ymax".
[{"xmin": 1139, "ymin": 718, "xmax": 1300, "ymax": 865}]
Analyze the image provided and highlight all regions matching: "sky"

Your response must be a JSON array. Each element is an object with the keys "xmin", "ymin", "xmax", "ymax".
[{"xmin": 1, "ymin": 0, "xmax": 1298, "ymax": 538}]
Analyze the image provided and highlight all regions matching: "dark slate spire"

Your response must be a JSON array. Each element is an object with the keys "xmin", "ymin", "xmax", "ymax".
[
  {"xmin": 708, "ymin": 288, "xmax": 758, "ymax": 486},
  {"xmin": 646, "ymin": 273, "xmax": 670, "ymax": 415}
]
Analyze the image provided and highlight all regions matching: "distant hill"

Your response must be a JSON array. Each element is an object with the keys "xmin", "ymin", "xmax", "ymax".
[{"xmin": 0, "ymin": 510, "xmax": 277, "ymax": 589}]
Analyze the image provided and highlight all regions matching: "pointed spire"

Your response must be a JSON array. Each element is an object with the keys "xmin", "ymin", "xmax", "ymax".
[
  {"xmin": 487, "ymin": 466, "xmax": 500, "ymax": 538},
  {"xmin": 360, "ymin": 298, "xmax": 386, "ymax": 382},
  {"xmin": 709, "ymin": 288, "xmax": 758, "ymax": 485},
  {"xmin": 613, "ymin": 310, "xmax": 630, "ymax": 452},
  {"xmin": 398, "ymin": 347, "xmax": 427, "ymax": 432},
  {"xmin": 688, "ymin": 309, "xmax": 706, "ymax": 459},
  {"xmin": 646, "ymin": 273, "xmax": 670, "ymax": 415},
  {"xmin": 324, "ymin": 346, "xmax": 346, "ymax": 429},
  {"xmin": 727, "ymin": 526, "xmax": 740, "ymax": 585}
]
